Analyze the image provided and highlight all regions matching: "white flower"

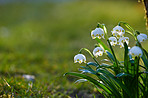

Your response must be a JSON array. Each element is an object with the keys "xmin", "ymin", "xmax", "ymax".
[
  {"xmin": 74, "ymin": 54, "xmax": 86, "ymax": 64},
  {"xmin": 111, "ymin": 26, "xmax": 125, "ymax": 39},
  {"xmin": 124, "ymin": 37, "xmax": 129, "ymax": 45},
  {"xmin": 22, "ymin": 75, "xmax": 35, "ymax": 81},
  {"xmin": 117, "ymin": 37, "xmax": 129, "ymax": 48},
  {"xmin": 91, "ymin": 28, "xmax": 105, "ymax": 39},
  {"xmin": 137, "ymin": 33, "xmax": 147, "ymax": 42},
  {"xmin": 108, "ymin": 37, "xmax": 117, "ymax": 46},
  {"xmin": 129, "ymin": 46, "xmax": 143, "ymax": 57},
  {"xmin": 93, "ymin": 47, "xmax": 104, "ymax": 57}
]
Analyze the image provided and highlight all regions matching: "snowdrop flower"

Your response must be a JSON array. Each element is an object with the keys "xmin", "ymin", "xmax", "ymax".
[
  {"xmin": 111, "ymin": 26, "xmax": 125, "ymax": 39},
  {"xmin": 93, "ymin": 47, "xmax": 104, "ymax": 57},
  {"xmin": 91, "ymin": 28, "xmax": 105, "ymax": 39},
  {"xmin": 137, "ymin": 33, "xmax": 147, "ymax": 42},
  {"xmin": 108, "ymin": 37, "xmax": 117, "ymax": 46},
  {"xmin": 129, "ymin": 46, "xmax": 143, "ymax": 57},
  {"xmin": 74, "ymin": 54, "xmax": 86, "ymax": 64},
  {"xmin": 117, "ymin": 37, "xmax": 129, "ymax": 48}
]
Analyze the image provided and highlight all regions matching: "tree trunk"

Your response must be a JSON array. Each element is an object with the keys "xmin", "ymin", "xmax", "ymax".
[{"xmin": 143, "ymin": 0, "xmax": 148, "ymax": 30}]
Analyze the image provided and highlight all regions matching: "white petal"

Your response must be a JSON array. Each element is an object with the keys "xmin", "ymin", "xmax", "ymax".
[
  {"xmin": 112, "ymin": 26, "xmax": 125, "ymax": 38},
  {"xmin": 137, "ymin": 35, "xmax": 145, "ymax": 42},
  {"xmin": 91, "ymin": 28, "xmax": 104, "ymax": 39},
  {"xmin": 140, "ymin": 33, "xmax": 147, "ymax": 39},
  {"xmin": 93, "ymin": 47, "xmax": 104, "ymax": 57},
  {"xmin": 74, "ymin": 54, "xmax": 86, "ymax": 64},
  {"xmin": 108, "ymin": 37, "xmax": 117, "ymax": 46},
  {"xmin": 129, "ymin": 46, "xmax": 143, "ymax": 57}
]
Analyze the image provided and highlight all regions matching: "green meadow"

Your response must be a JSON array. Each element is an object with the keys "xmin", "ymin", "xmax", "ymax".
[{"xmin": 0, "ymin": 1, "xmax": 147, "ymax": 97}]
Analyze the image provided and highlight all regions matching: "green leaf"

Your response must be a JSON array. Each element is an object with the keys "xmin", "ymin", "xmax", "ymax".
[
  {"xmin": 87, "ymin": 62, "xmax": 98, "ymax": 67},
  {"xmin": 142, "ymin": 54, "xmax": 148, "ymax": 69},
  {"xmin": 80, "ymin": 66, "xmax": 96, "ymax": 75},
  {"xmin": 96, "ymin": 69, "xmax": 131, "ymax": 96},
  {"xmin": 101, "ymin": 59, "xmax": 113, "ymax": 63},
  {"xmin": 96, "ymin": 69, "xmax": 122, "ymax": 97},
  {"xmin": 75, "ymin": 79, "xmax": 87, "ymax": 83},
  {"xmin": 124, "ymin": 42, "xmax": 129, "ymax": 73},
  {"xmin": 106, "ymin": 50, "xmax": 115, "ymax": 63},
  {"xmin": 100, "ymin": 63, "xmax": 111, "ymax": 67},
  {"xmin": 116, "ymin": 73, "xmax": 132, "ymax": 77},
  {"xmin": 64, "ymin": 72, "xmax": 112, "ymax": 95},
  {"xmin": 79, "ymin": 69, "xmax": 93, "ymax": 74},
  {"xmin": 142, "ymin": 48, "xmax": 148, "ymax": 58}
]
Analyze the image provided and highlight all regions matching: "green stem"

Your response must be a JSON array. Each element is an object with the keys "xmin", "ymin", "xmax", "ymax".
[
  {"xmin": 79, "ymin": 48, "xmax": 100, "ymax": 67},
  {"xmin": 119, "ymin": 21, "xmax": 138, "ymax": 40},
  {"xmin": 135, "ymin": 57, "xmax": 140, "ymax": 98},
  {"xmin": 107, "ymin": 39, "xmax": 119, "ymax": 74}
]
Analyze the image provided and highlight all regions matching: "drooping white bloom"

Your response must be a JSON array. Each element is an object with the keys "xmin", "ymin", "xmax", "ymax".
[
  {"xmin": 93, "ymin": 47, "xmax": 104, "ymax": 57},
  {"xmin": 111, "ymin": 26, "xmax": 125, "ymax": 39},
  {"xmin": 91, "ymin": 28, "xmax": 105, "ymax": 39},
  {"xmin": 129, "ymin": 46, "xmax": 143, "ymax": 57},
  {"xmin": 74, "ymin": 54, "xmax": 86, "ymax": 64},
  {"xmin": 108, "ymin": 37, "xmax": 117, "ymax": 46},
  {"xmin": 117, "ymin": 37, "xmax": 129, "ymax": 48},
  {"xmin": 137, "ymin": 33, "xmax": 147, "ymax": 42}
]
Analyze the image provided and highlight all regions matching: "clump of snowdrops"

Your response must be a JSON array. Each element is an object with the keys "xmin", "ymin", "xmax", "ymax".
[{"xmin": 65, "ymin": 22, "xmax": 148, "ymax": 97}]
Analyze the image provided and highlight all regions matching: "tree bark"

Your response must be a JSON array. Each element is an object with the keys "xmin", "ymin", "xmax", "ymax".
[{"xmin": 143, "ymin": 0, "xmax": 148, "ymax": 29}]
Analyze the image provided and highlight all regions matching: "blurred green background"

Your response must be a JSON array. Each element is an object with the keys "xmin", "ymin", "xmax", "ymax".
[{"xmin": 0, "ymin": 0, "xmax": 147, "ymax": 97}]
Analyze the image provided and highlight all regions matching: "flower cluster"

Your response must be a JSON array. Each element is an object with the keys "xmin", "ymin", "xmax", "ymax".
[
  {"xmin": 74, "ymin": 24, "xmax": 147, "ymax": 64},
  {"xmin": 66, "ymin": 22, "xmax": 148, "ymax": 98},
  {"xmin": 109, "ymin": 26, "xmax": 129, "ymax": 48},
  {"xmin": 111, "ymin": 26, "xmax": 125, "ymax": 38}
]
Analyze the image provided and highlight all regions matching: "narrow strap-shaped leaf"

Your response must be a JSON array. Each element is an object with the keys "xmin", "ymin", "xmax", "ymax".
[
  {"xmin": 87, "ymin": 62, "xmax": 98, "ymax": 67},
  {"xmin": 96, "ymin": 73, "xmax": 121, "ymax": 97},
  {"xmin": 101, "ymin": 59, "xmax": 113, "ymax": 63},
  {"xmin": 80, "ymin": 66, "xmax": 96, "ymax": 75},
  {"xmin": 75, "ymin": 79, "xmax": 87, "ymax": 83},
  {"xmin": 64, "ymin": 72, "xmax": 112, "ymax": 94},
  {"xmin": 79, "ymin": 69, "xmax": 94, "ymax": 74},
  {"xmin": 142, "ymin": 48, "xmax": 148, "ymax": 58},
  {"xmin": 97, "ymin": 69, "xmax": 131, "ymax": 96},
  {"xmin": 142, "ymin": 55, "xmax": 148, "ymax": 69},
  {"xmin": 136, "ymin": 42, "xmax": 148, "ymax": 70},
  {"xmin": 116, "ymin": 73, "xmax": 132, "ymax": 77},
  {"xmin": 124, "ymin": 42, "xmax": 129, "ymax": 73},
  {"xmin": 106, "ymin": 50, "xmax": 115, "ymax": 63}
]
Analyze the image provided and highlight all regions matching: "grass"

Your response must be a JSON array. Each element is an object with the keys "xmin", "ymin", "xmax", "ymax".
[{"xmin": 0, "ymin": 0, "xmax": 147, "ymax": 97}]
